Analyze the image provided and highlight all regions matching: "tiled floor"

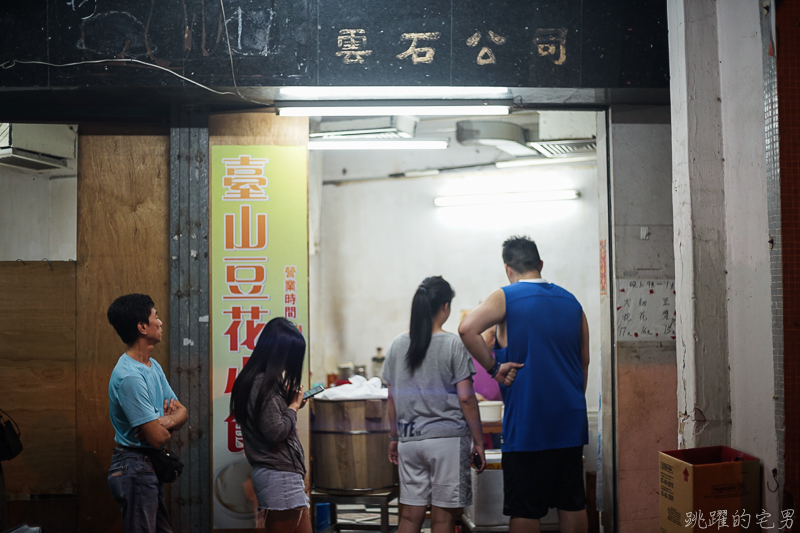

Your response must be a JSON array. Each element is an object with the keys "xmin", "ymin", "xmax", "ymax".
[{"xmin": 320, "ymin": 501, "xmax": 564, "ymax": 533}]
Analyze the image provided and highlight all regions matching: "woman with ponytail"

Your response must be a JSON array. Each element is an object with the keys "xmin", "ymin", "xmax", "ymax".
[
  {"xmin": 230, "ymin": 317, "xmax": 311, "ymax": 533},
  {"xmin": 382, "ymin": 276, "xmax": 485, "ymax": 533}
]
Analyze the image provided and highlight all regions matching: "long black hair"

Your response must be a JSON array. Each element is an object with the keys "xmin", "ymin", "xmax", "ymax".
[
  {"xmin": 230, "ymin": 317, "xmax": 306, "ymax": 434},
  {"xmin": 405, "ymin": 276, "xmax": 455, "ymax": 373}
]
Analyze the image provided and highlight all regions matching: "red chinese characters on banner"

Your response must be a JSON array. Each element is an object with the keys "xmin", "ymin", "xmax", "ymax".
[
  {"xmin": 222, "ymin": 306, "xmax": 270, "ymax": 352},
  {"xmin": 284, "ymin": 265, "xmax": 297, "ymax": 320},
  {"xmin": 224, "ymin": 205, "xmax": 268, "ymax": 250},
  {"xmin": 222, "ymin": 356, "xmax": 252, "ymax": 453},
  {"xmin": 223, "ymin": 260, "xmax": 268, "ymax": 300},
  {"xmin": 222, "ymin": 356, "xmax": 251, "ymax": 394},
  {"xmin": 221, "ymin": 155, "xmax": 270, "ymax": 201},
  {"xmin": 217, "ymin": 152, "xmax": 277, "ymax": 457},
  {"xmin": 224, "ymin": 413, "xmax": 244, "ymax": 453}
]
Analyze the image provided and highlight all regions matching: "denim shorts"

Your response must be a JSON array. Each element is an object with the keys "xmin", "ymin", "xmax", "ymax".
[{"xmin": 251, "ymin": 467, "xmax": 309, "ymax": 511}]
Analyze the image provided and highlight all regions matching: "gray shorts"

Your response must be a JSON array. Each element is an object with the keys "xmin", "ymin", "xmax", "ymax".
[
  {"xmin": 398, "ymin": 435, "xmax": 473, "ymax": 508},
  {"xmin": 252, "ymin": 467, "xmax": 310, "ymax": 511}
]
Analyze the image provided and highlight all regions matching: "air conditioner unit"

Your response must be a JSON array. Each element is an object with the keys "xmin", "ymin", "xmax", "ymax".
[{"xmin": 0, "ymin": 123, "xmax": 75, "ymax": 172}]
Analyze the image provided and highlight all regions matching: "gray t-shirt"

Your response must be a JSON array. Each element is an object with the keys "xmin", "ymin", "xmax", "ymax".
[{"xmin": 382, "ymin": 332, "xmax": 476, "ymax": 442}]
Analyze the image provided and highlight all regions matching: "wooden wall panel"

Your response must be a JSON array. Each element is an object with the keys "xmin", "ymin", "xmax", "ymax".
[
  {"xmin": 7, "ymin": 497, "xmax": 78, "ymax": 533},
  {"xmin": 76, "ymin": 130, "xmax": 170, "ymax": 533},
  {"xmin": 0, "ymin": 262, "xmax": 76, "ymax": 494},
  {"xmin": 209, "ymin": 112, "xmax": 308, "ymax": 146}
]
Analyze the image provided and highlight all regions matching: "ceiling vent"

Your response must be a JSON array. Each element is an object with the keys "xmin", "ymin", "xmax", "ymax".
[
  {"xmin": 0, "ymin": 124, "xmax": 74, "ymax": 172},
  {"xmin": 311, "ymin": 116, "xmax": 418, "ymax": 139},
  {"xmin": 456, "ymin": 119, "xmax": 597, "ymax": 159},
  {"xmin": 456, "ymin": 120, "xmax": 539, "ymax": 157},
  {"xmin": 526, "ymin": 138, "xmax": 597, "ymax": 158}
]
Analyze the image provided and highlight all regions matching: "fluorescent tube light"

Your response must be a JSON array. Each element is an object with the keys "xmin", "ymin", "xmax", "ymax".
[
  {"xmin": 283, "ymin": 105, "xmax": 509, "ymax": 117},
  {"xmin": 278, "ymin": 100, "xmax": 511, "ymax": 117},
  {"xmin": 495, "ymin": 155, "xmax": 596, "ymax": 169},
  {"xmin": 308, "ymin": 139, "xmax": 449, "ymax": 150},
  {"xmin": 278, "ymin": 87, "xmax": 511, "ymax": 99},
  {"xmin": 402, "ymin": 169, "xmax": 441, "ymax": 178},
  {"xmin": 433, "ymin": 190, "xmax": 580, "ymax": 207}
]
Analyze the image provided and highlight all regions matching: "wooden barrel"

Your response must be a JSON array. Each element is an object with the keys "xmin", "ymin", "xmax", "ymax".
[{"xmin": 310, "ymin": 398, "xmax": 399, "ymax": 494}]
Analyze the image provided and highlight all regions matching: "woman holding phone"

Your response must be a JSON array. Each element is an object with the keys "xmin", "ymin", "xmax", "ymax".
[
  {"xmin": 382, "ymin": 276, "xmax": 485, "ymax": 533},
  {"xmin": 230, "ymin": 317, "xmax": 310, "ymax": 533}
]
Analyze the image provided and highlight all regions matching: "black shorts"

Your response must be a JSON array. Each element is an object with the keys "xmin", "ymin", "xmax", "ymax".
[{"xmin": 502, "ymin": 447, "xmax": 586, "ymax": 519}]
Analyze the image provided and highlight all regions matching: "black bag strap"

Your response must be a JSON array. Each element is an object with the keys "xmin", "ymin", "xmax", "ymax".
[{"xmin": 0, "ymin": 408, "xmax": 21, "ymax": 436}]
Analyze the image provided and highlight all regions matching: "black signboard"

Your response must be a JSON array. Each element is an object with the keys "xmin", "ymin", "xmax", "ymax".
[{"xmin": 0, "ymin": 0, "xmax": 668, "ymax": 91}]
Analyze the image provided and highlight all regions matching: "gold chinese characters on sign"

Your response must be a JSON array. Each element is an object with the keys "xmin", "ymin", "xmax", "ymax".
[
  {"xmin": 466, "ymin": 30, "xmax": 507, "ymax": 65},
  {"xmin": 534, "ymin": 28, "xmax": 567, "ymax": 65},
  {"xmin": 396, "ymin": 32, "xmax": 441, "ymax": 64},
  {"xmin": 336, "ymin": 29, "xmax": 373, "ymax": 64},
  {"xmin": 332, "ymin": 27, "xmax": 568, "ymax": 67}
]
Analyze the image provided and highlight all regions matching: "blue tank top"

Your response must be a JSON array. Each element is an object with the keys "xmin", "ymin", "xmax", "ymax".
[{"xmin": 497, "ymin": 281, "xmax": 588, "ymax": 452}]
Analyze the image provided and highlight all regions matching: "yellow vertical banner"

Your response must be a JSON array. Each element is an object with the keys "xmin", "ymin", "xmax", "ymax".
[{"xmin": 210, "ymin": 146, "xmax": 308, "ymax": 528}]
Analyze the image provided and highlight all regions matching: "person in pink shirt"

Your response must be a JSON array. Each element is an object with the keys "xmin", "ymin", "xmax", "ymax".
[
  {"xmin": 472, "ymin": 328, "xmax": 502, "ymax": 402},
  {"xmin": 473, "ymin": 327, "xmax": 503, "ymax": 450}
]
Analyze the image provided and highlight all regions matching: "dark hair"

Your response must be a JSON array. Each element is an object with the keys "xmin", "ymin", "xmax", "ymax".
[
  {"xmin": 502, "ymin": 235, "xmax": 542, "ymax": 274},
  {"xmin": 230, "ymin": 317, "xmax": 306, "ymax": 434},
  {"xmin": 405, "ymin": 276, "xmax": 455, "ymax": 373},
  {"xmin": 107, "ymin": 293, "xmax": 155, "ymax": 345}
]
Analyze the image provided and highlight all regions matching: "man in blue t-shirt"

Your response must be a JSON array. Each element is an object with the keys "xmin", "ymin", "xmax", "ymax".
[
  {"xmin": 459, "ymin": 236, "xmax": 590, "ymax": 533},
  {"xmin": 107, "ymin": 293, "xmax": 188, "ymax": 533}
]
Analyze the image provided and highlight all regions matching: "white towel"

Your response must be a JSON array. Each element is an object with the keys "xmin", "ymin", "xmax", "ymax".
[{"xmin": 315, "ymin": 375, "xmax": 388, "ymax": 400}]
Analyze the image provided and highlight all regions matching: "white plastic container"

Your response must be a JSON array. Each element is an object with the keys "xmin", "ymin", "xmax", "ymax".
[
  {"xmin": 212, "ymin": 460, "xmax": 256, "ymax": 528},
  {"xmin": 478, "ymin": 401, "xmax": 503, "ymax": 422},
  {"xmin": 465, "ymin": 450, "xmax": 506, "ymax": 526}
]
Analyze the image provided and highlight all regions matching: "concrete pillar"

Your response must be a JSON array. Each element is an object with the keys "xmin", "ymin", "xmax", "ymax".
[
  {"xmin": 667, "ymin": 0, "xmax": 731, "ymax": 448},
  {"xmin": 668, "ymin": 0, "xmax": 779, "ymax": 518}
]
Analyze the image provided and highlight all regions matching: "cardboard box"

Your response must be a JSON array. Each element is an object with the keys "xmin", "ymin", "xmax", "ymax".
[{"xmin": 659, "ymin": 446, "xmax": 761, "ymax": 532}]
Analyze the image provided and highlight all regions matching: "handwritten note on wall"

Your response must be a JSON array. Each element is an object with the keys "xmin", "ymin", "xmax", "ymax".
[{"xmin": 615, "ymin": 279, "xmax": 676, "ymax": 340}]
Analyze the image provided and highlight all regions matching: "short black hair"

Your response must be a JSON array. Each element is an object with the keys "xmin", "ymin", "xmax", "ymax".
[
  {"xmin": 107, "ymin": 293, "xmax": 155, "ymax": 345},
  {"xmin": 502, "ymin": 236, "xmax": 542, "ymax": 274}
]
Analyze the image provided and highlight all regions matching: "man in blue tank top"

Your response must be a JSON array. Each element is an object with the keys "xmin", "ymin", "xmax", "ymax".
[{"xmin": 459, "ymin": 236, "xmax": 590, "ymax": 533}]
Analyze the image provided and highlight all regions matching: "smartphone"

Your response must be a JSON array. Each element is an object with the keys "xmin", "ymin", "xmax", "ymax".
[
  {"xmin": 472, "ymin": 452, "xmax": 483, "ymax": 470},
  {"xmin": 303, "ymin": 385, "xmax": 325, "ymax": 400}
]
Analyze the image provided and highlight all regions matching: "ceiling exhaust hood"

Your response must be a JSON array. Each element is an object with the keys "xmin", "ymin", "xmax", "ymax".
[{"xmin": 457, "ymin": 119, "xmax": 597, "ymax": 159}]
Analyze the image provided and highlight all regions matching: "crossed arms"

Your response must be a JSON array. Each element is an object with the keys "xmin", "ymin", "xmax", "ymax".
[{"xmin": 136, "ymin": 399, "xmax": 189, "ymax": 448}]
